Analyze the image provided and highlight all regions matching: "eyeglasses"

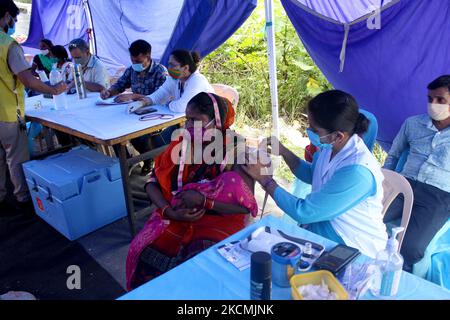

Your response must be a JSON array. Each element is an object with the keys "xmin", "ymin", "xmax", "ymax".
[
  {"xmin": 139, "ymin": 114, "xmax": 175, "ymax": 121},
  {"xmin": 69, "ymin": 43, "xmax": 88, "ymax": 51}
]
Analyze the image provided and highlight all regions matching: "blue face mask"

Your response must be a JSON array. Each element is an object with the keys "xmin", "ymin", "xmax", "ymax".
[
  {"xmin": 132, "ymin": 63, "xmax": 145, "ymax": 72},
  {"xmin": 7, "ymin": 18, "xmax": 15, "ymax": 36},
  {"xmin": 306, "ymin": 128, "xmax": 335, "ymax": 150}
]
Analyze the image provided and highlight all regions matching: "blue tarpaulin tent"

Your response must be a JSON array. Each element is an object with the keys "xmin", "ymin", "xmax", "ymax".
[
  {"xmin": 22, "ymin": 0, "xmax": 450, "ymax": 147},
  {"xmin": 23, "ymin": 0, "xmax": 257, "ymax": 69},
  {"xmin": 281, "ymin": 0, "xmax": 450, "ymax": 149},
  {"xmin": 21, "ymin": 0, "xmax": 449, "ymax": 289}
]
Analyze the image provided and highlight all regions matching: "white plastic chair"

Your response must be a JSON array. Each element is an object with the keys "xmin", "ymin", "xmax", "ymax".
[
  {"xmin": 212, "ymin": 84, "xmax": 239, "ymax": 111},
  {"xmin": 381, "ymin": 168, "xmax": 414, "ymax": 251}
]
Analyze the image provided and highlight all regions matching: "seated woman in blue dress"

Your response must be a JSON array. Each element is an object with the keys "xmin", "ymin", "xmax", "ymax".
[{"xmin": 243, "ymin": 90, "xmax": 388, "ymax": 258}]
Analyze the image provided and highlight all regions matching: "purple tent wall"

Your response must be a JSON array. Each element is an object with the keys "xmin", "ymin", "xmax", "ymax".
[
  {"xmin": 23, "ymin": 0, "xmax": 88, "ymax": 49},
  {"xmin": 281, "ymin": 0, "xmax": 450, "ymax": 149}
]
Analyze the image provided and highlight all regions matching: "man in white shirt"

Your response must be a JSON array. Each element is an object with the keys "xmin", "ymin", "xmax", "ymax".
[{"xmin": 68, "ymin": 38, "xmax": 109, "ymax": 92}]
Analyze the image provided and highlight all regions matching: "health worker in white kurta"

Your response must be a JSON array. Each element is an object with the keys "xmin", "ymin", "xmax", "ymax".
[{"xmin": 243, "ymin": 90, "xmax": 388, "ymax": 258}]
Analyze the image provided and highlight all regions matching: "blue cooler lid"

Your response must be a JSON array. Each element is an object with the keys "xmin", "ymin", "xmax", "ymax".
[
  {"xmin": 22, "ymin": 146, "xmax": 121, "ymax": 201},
  {"xmin": 271, "ymin": 242, "xmax": 302, "ymax": 265}
]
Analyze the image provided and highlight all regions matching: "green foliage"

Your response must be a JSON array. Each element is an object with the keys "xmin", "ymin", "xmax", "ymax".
[
  {"xmin": 373, "ymin": 143, "xmax": 388, "ymax": 166},
  {"xmin": 202, "ymin": 1, "xmax": 331, "ymax": 126}
]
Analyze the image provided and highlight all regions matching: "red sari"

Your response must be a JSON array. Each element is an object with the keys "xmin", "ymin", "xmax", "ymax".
[{"xmin": 125, "ymin": 96, "xmax": 257, "ymax": 290}]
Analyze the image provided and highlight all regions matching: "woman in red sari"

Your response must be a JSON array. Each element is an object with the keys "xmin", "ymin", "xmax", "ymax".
[{"xmin": 126, "ymin": 92, "xmax": 258, "ymax": 290}]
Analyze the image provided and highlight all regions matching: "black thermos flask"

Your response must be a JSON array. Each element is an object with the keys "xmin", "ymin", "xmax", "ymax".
[{"xmin": 250, "ymin": 251, "xmax": 272, "ymax": 300}]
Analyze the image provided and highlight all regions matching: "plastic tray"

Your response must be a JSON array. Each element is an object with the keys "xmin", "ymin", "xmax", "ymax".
[{"xmin": 290, "ymin": 270, "xmax": 349, "ymax": 300}]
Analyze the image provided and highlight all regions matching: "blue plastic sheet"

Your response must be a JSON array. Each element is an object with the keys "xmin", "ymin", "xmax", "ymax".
[{"xmin": 119, "ymin": 215, "xmax": 450, "ymax": 300}]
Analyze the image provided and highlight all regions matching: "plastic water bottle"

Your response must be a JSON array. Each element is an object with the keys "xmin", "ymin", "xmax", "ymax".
[
  {"xmin": 49, "ymin": 67, "xmax": 68, "ymax": 110},
  {"xmin": 37, "ymin": 70, "xmax": 49, "ymax": 82},
  {"xmin": 371, "ymin": 227, "xmax": 404, "ymax": 299}
]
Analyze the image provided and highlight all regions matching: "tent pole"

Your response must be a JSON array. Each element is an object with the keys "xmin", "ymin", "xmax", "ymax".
[
  {"xmin": 264, "ymin": 0, "xmax": 280, "ymax": 144},
  {"xmin": 83, "ymin": 0, "xmax": 97, "ymax": 56}
]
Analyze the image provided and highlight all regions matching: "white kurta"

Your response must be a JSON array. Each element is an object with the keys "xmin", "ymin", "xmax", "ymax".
[{"xmin": 312, "ymin": 134, "xmax": 388, "ymax": 258}]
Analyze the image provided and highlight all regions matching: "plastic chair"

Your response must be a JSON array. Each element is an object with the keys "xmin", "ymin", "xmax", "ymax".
[
  {"xmin": 380, "ymin": 168, "xmax": 414, "ymax": 251},
  {"xmin": 212, "ymin": 84, "xmax": 239, "ymax": 111},
  {"xmin": 359, "ymin": 109, "xmax": 378, "ymax": 152},
  {"xmin": 394, "ymin": 149, "xmax": 450, "ymax": 288},
  {"xmin": 26, "ymin": 122, "xmax": 44, "ymax": 156}
]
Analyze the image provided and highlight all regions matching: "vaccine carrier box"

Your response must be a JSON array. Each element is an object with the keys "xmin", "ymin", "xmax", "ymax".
[{"xmin": 23, "ymin": 146, "xmax": 127, "ymax": 240}]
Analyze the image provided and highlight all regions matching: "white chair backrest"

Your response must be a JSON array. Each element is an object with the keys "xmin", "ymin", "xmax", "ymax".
[
  {"xmin": 381, "ymin": 168, "xmax": 414, "ymax": 251},
  {"xmin": 212, "ymin": 84, "xmax": 239, "ymax": 111}
]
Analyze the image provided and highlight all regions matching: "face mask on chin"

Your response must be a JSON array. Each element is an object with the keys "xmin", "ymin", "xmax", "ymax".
[{"xmin": 428, "ymin": 103, "xmax": 450, "ymax": 121}]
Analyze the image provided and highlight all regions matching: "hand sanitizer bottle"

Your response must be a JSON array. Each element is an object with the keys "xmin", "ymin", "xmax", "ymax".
[
  {"xmin": 49, "ymin": 67, "xmax": 67, "ymax": 110},
  {"xmin": 372, "ymin": 227, "xmax": 404, "ymax": 299}
]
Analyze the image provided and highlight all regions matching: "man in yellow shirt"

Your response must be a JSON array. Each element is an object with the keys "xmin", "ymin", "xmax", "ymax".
[{"xmin": 0, "ymin": 0, "xmax": 66, "ymax": 213}]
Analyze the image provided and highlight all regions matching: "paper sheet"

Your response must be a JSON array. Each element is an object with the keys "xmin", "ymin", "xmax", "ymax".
[{"xmin": 95, "ymin": 97, "xmax": 128, "ymax": 105}]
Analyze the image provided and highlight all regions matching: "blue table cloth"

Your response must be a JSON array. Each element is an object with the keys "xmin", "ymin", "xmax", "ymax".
[{"xmin": 119, "ymin": 215, "xmax": 450, "ymax": 300}]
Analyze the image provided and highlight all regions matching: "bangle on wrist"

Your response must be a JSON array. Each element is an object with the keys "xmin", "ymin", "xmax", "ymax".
[
  {"xmin": 161, "ymin": 205, "xmax": 170, "ymax": 218},
  {"xmin": 205, "ymin": 197, "xmax": 215, "ymax": 210},
  {"xmin": 202, "ymin": 195, "xmax": 207, "ymax": 208}
]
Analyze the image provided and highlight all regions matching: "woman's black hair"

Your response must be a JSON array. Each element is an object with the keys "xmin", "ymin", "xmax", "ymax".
[
  {"xmin": 50, "ymin": 45, "xmax": 69, "ymax": 62},
  {"xmin": 187, "ymin": 92, "xmax": 227, "ymax": 128},
  {"xmin": 40, "ymin": 39, "xmax": 54, "ymax": 49},
  {"xmin": 307, "ymin": 90, "xmax": 369, "ymax": 136},
  {"xmin": 170, "ymin": 49, "xmax": 201, "ymax": 73}
]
